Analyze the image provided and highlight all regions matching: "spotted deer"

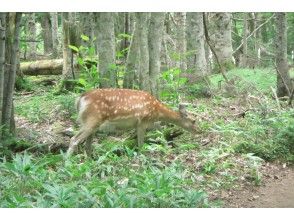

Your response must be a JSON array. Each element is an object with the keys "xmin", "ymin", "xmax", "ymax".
[{"xmin": 67, "ymin": 88, "xmax": 197, "ymax": 156}]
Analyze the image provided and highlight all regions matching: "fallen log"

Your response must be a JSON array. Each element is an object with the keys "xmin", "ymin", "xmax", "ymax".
[
  {"xmin": 20, "ymin": 58, "xmax": 122, "ymax": 76},
  {"xmin": 20, "ymin": 59, "xmax": 64, "ymax": 75}
]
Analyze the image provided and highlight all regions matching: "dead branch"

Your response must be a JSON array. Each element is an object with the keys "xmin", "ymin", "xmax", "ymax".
[
  {"xmin": 289, "ymin": 88, "xmax": 294, "ymax": 106},
  {"xmin": 270, "ymin": 86, "xmax": 281, "ymax": 111}
]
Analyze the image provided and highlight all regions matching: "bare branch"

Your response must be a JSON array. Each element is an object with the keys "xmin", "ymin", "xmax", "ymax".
[
  {"xmin": 233, "ymin": 14, "xmax": 275, "ymax": 55},
  {"xmin": 270, "ymin": 86, "xmax": 281, "ymax": 111}
]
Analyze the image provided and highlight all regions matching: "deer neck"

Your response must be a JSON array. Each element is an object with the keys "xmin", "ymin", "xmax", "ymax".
[{"xmin": 158, "ymin": 105, "xmax": 181, "ymax": 126}]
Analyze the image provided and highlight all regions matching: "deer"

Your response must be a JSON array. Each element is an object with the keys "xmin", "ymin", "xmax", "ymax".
[{"xmin": 67, "ymin": 88, "xmax": 197, "ymax": 157}]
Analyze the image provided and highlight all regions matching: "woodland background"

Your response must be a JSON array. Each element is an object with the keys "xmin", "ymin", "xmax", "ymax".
[{"xmin": 0, "ymin": 12, "xmax": 294, "ymax": 208}]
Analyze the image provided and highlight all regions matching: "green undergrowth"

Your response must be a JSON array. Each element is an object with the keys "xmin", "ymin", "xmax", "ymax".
[
  {"xmin": 1, "ymin": 68, "xmax": 294, "ymax": 207},
  {"xmin": 210, "ymin": 68, "xmax": 276, "ymax": 94}
]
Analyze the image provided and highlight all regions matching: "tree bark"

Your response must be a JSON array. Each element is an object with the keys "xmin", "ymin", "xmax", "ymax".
[
  {"xmin": 41, "ymin": 12, "xmax": 53, "ymax": 55},
  {"xmin": 239, "ymin": 13, "xmax": 248, "ymax": 67},
  {"xmin": 2, "ymin": 12, "xmax": 22, "ymax": 135},
  {"xmin": 174, "ymin": 12, "xmax": 187, "ymax": 72},
  {"xmin": 148, "ymin": 12, "xmax": 165, "ymax": 97},
  {"xmin": 210, "ymin": 13, "xmax": 234, "ymax": 71},
  {"xmin": 136, "ymin": 12, "xmax": 150, "ymax": 91},
  {"xmin": 80, "ymin": 12, "xmax": 95, "ymax": 43},
  {"xmin": 186, "ymin": 13, "xmax": 207, "ymax": 76},
  {"xmin": 21, "ymin": 59, "xmax": 64, "ymax": 75},
  {"xmin": 25, "ymin": 13, "xmax": 37, "ymax": 60},
  {"xmin": 61, "ymin": 12, "xmax": 73, "ymax": 82},
  {"xmin": 50, "ymin": 12, "xmax": 59, "ymax": 58},
  {"xmin": 97, "ymin": 12, "xmax": 116, "ymax": 88},
  {"xmin": 275, "ymin": 13, "xmax": 292, "ymax": 97},
  {"xmin": 0, "ymin": 13, "xmax": 6, "ymax": 134},
  {"xmin": 123, "ymin": 16, "xmax": 139, "ymax": 89}
]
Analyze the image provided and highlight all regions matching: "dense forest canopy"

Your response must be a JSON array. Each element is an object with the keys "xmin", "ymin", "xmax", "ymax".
[{"xmin": 0, "ymin": 12, "xmax": 294, "ymax": 208}]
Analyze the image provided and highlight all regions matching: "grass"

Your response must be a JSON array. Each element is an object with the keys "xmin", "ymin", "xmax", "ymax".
[
  {"xmin": 1, "ymin": 68, "xmax": 294, "ymax": 207},
  {"xmin": 210, "ymin": 68, "xmax": 276, "ymax": 93}
]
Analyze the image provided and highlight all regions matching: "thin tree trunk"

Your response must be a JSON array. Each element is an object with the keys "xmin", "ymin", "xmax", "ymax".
[
  {"xmin": 61, "ymin": 12, "xmax": 73, "ymax": 82},
  {"xmin": 123, "ymin": 20, "xmax": 139, "ymax": 89},
  {"xmin": 137, "ymin": 12, "xmax": 150, "ymax": 91},
  {"xmin": 41, "ymin": 12, "xmax": 53, "ymax": 55},
  {"xmin": 174, "ymin": 12, "xmax": 186, "ymax": 72},
  {"xmin": 275, "ymin": 13, "xmax": 292, "ymax": 97},
  {"xmin": 80, "ymin": 12, "xmax": 95, "ymax": 42},
  {"xmin": 186, "ymin": 12, "xmax": 207, "ymax": 76},
  {"xmin": 2, "ymin": 12, "xmax": 22, "ymax": 134},
  {"xmin": 0, "ymin": 13, "xmax": 6, "ymax": 136},
  {"xmin": 26, "ymin": 13, "xmax": 37, "ymax": 60},
  {"xmin": 240, "ymin": 13, "xmax": 248, "ymax": 67},
  {"xmin": 123, "ymin": 12, "xmax": 131, "ymax": 50},
  {"xmin": 50, "ymin": 12, "xmax": 59, "ymax": 58},
  {"xmin": 97, "ymin": 12, "xmax": 116, "ymax": 88},
  {"xmin": 148, "ymin": 12, "xmax": 165, "ymax": 97}
]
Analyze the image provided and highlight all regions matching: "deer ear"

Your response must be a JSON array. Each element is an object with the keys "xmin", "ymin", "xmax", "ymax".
[{"xmin": 179, "ymin": 104, "xmax": 188, "ymax": 117}]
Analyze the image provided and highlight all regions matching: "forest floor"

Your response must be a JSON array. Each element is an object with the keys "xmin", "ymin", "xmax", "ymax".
[
  {"xmin": 2, "ymin": 68, "xmax": 294, "ymax": 207},
  {"xmin": 224, "ymin": 165, "xmax": 294, "ymax": 208}
]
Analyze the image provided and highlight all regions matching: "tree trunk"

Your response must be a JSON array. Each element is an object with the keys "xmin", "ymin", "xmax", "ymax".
[
  {"xmin": 0, "ymin": 13, "xmax": 6, "ymax": 135},
  {"xmin": 275, "ymin": 13, "xmax": 292, "ymax": 97},
  {"xmin": 50, "ymin": 12, "xmax": 59, "ymax": 58},
  {"xmin": 97, "ymin": 12, "xmax": 116, "ymax": 88},
  {"xmin": 61, "ymin": 12, "xmax": 73, "ymax": 83},
  {"xmin": 41, "ymin": 12, "xmax": 53, "ymax": 55},
  {"xmin": 174, "ymin": 12, "xmax": 187, "ymax": 72},
  {"xmin": 239, "ymin": 13, "xmax": 248, "ymax": 67},
  {"xmin": 186, "ymin": 12, "xmax": 207, "ymax": 76},
  {"xmin": 80, "ymin": 12, "xmax": 95, "ymax": 43},
  {"xmin": 210, "ymin": 13, "xmax": 234, "ymax": 71},
  {"xmin": 25, "ymin": 13, "xmax": 37, "ymax": 60},
  {"xmin": 123, "ymin": 12, "xmax": 131, "ymax": 51},
  {"xmin": 148, "ymin": 12, "xmax": 165, "ymax": 97},
  {"xmin": 123, "ymin": 16, "xmax": 139, "ymax": 89},
  {"xmin": 2, "ymin": 12, "xmax": 22, "ymax": 136},
  {"xmin": 136, "ymin": 12, "xmax": 150, "ymax": 91}
]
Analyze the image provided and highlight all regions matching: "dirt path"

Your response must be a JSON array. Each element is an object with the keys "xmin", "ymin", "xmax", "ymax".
[
  {"xmin": 249, "ymin": 170, "xmax": 294, "ymax": 208},
  {"xmin": 225, "ymin": 167, "xmax": 294, "ymax": 208}
]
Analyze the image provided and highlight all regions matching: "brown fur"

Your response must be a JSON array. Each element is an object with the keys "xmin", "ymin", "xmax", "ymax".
[{"xmin": 67, "ymin": 88, "xmax": 197, "ymax": 157}]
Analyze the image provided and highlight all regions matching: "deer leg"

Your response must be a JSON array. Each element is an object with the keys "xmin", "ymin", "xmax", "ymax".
[
  {"xmin": 67, "ymin": 124, "xmax": 98, "ymax": 156},
  {"xmin": 85, "ymin": 134, "xmax": 94, "ymax": 157},
  {"xmin": 137, "ymin": 123, "xmax": 147, "ymax": 147}
]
